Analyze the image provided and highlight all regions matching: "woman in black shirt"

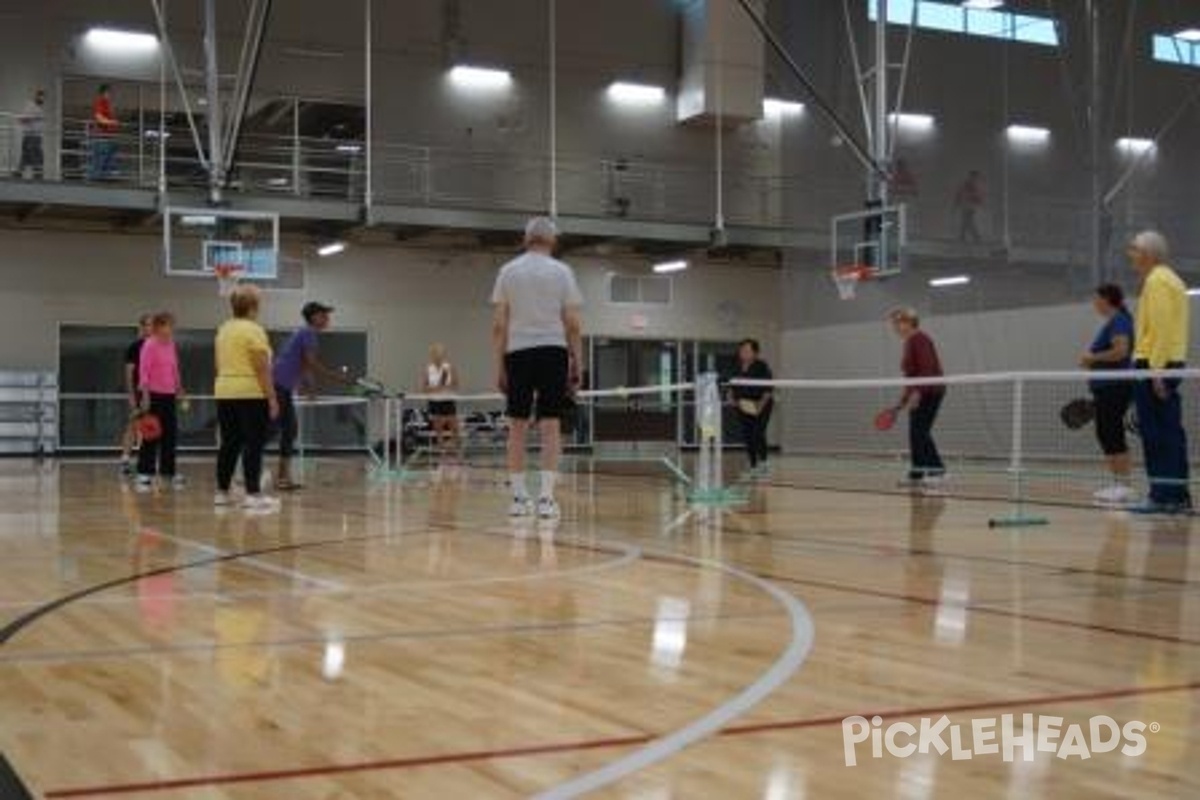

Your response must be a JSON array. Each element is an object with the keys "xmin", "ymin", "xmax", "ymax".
[{"xmin": 731, "ymin": 339, "xmax": 774, "ymax": 472}]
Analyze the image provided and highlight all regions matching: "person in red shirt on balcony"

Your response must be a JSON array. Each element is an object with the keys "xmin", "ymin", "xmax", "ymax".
[
  {"xmin": 889, "ymin": 307, "xmax": 947, "ymax": 490},
  {"xmin": 88, "ymin": 84, "xmax": 120, "ymax": 180}
]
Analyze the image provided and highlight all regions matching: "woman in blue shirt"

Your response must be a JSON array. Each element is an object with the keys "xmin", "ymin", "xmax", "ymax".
[{"xmin": 1080, "ymin": 283, "xmax": 1135, "ymax": 504}]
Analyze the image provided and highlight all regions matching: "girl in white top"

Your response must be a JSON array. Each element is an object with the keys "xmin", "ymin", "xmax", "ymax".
[{"xmin": 421, "ymin": 343, "xmax": 460, "ymax": 456}]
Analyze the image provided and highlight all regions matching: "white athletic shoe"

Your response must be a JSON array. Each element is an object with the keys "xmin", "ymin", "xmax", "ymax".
[
  {"xmin": 509, "ymin": 496, "xmax": 534, "ymax": 518},
  {"xmin": 919, "ymin": 475, "xmax": 949, "ymax": 496},
  {"xmin": 135, "ymin": 475, "xmax": 154, "ymax": 493},
  {"xmin": 214, "ymin": 492, "xmax": 234, "ymax": 507},
  {"xmin": 536, "ymin": 497, "xmax": 561, "ymax": 520},
  {"xmin": 1093, "ymin": 484, "xmax": 1136, "ymax": 506},
  {"xmin": 243, "ymin": 494, "xmax": 281, "ymax": 514}
]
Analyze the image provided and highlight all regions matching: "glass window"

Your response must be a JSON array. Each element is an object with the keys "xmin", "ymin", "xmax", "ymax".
[
  {"xmin": 1152, "ymin": 34, "xmax": 1199, "ymax": 67},
  {"xmin": 966, "ymin": 8, "xmax": 1007, "ymax": 39},
  {"xmin": 888, "ymin": 0, "xmax": 917, "ymax": 24},
  {"xmin": 918, "ymin": 2, "xmax": 963, "ymax": 33},
  {"xmin": 1012, "ymin": 15, "xmax": 1059, "ymax": 46},
  {"xmin": 868, "ymin": 0, "xmax": 1058, "ymax": 49},
  {"xmin": 57, "ymin": 324, "xmax": 368, "ymax": 449}
]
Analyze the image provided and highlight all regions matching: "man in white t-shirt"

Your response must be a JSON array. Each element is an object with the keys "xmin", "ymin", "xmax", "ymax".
[{"xmin": 492, "ymin": 217, "xmax": 584, "ymax": 519}]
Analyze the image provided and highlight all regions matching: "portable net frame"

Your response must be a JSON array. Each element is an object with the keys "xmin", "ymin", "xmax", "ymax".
[{"xmin": 732, "ymin": 367, "xmax": 1200, "ymax": 526}]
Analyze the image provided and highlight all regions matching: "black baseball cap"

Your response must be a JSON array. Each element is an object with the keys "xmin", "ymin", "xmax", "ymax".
[{"xmin": 302, "ymin": 301, "xmax": 334, "ymax": 322}]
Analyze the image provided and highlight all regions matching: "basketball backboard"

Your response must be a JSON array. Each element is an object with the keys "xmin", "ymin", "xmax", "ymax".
[
  {"xmin": 163, "ymin": 207, "xmax": 280, "ymax": 280},
  {"xmin": 831, "ymin": 202, "xmax": 907, "ymax": 280}
]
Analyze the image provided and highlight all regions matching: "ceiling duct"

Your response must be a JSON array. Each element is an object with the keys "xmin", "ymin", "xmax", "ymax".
[{"xmin": 677, "ymin": 0, "xmax": 765, "ymax": 125}]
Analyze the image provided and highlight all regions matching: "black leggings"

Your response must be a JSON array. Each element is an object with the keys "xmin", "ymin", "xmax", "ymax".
[
  {"xmin": 137, "ymin": 393, "xmax": 177, "ymax": 477},
  {"xmin": 217, "ymin": 399, "xmax": 270, "ymax": 494},
  {"xmin": 737, "ymin": 401, "xmax": 773, "ymax": 468},
  {"xmin": 909, "ymin": 392, "xmax": 945, "ymax": 480},
  {"xmin": 1092, "ymin": 384, "xmax": 1132, "ymax": 456}
]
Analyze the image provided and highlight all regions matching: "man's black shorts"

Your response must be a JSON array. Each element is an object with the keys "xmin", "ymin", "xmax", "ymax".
[{"xmin": 505, "ymin": 346, "xmax": 569, "ymax": 420}]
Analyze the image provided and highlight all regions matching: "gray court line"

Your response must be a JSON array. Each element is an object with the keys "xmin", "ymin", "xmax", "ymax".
[
  {"xmin": 0, "ymin": 536, "xmax": 642, "ymax": 611},
  {"xmin": 0, "ymin": 609, "xmax": 784, "ymax": 665},
  {"xmin": 532, "ymin": 550, "xmax": 815, "ymax": 800},
  {"xmin": 153, "ymin": 532, "xmax": 346, "ymax": 592}
]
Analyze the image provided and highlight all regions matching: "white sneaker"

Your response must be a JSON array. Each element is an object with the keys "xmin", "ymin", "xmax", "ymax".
[
  {"xmin": 242, "ymin": 494, "xmax": 281, "ymax": 514},
  {"xmin": 135, "ymin": 475, "xmax": 153, "ymax": 493},
  {"xmin": 509, "ymin": 496, "xmax": 533, "ymax": 518},
  {"xmin": 1093, "ymin": 484, "xmax": 1135, "ymax": 505},
  {"xmin": 537, "ymin": 496, "xmax": 561, "ymax": 520},
  {"xmin": 214, "ymin": 492, "xmax": 234, "ymax": 507},
  {"xmin": 919, "ymin": 475, "xmax": 948, "ymax": 495}
]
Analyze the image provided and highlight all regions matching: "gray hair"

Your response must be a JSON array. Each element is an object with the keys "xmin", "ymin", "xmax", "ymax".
[
  {"xmin": 524, "ymin": 216, "xmax": 558, "ymax": 245},
  {"xmin": 888, "ymin": 306, "xmax": 920, "ymax": 327},
  {"xmin": 1130, "ymin": 230, "xmax": 1170, "ymax": 262}
]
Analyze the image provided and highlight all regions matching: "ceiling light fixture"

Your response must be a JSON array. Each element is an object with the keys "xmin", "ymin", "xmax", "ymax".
[
  {"xmin": 652, "ymin": 260, "xmax": 688, "ymax": 274},
  {"xmin": 449, "ymin": 65, "xmax": 513, "ymax": 90},
  {"xmin": 607, "ymin": 81, "xmax": 666, "ymax": 105},
  {"xmin": 929, "ymin": 275, "xmax": 971, "ymax": 288},
  {"xmin": 84, "ymin": 27, "xmax": 159, "ymax": 54}
]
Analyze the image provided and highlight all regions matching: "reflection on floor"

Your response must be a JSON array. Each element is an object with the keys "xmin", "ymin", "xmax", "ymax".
[{"xmin": 0, "ymin": 457, "xmax": 1198, "ymax": 799}]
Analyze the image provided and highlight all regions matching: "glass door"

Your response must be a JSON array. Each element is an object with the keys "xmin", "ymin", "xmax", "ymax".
[{"xmin": 590, "ymin": 338, "xmax": 681, "ymax": 444}]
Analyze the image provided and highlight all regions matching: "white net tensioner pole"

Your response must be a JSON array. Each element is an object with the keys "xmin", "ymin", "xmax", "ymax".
[
  {"xmin": 694, "ymin": 372, "xmax": 724, "ymax": 503},
  {"xmin": 989, "ymin": 376, "xmax": 1048, "ymax": 528}
]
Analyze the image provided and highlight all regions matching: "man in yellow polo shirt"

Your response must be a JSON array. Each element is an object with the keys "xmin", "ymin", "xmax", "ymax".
[{"xmin": 1129, "ymin": 230, "xmax": 1191, "ymax": 512}]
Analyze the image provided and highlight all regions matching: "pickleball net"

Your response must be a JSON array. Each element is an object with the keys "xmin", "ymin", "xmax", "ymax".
[{"xmin": 732, "ymin": 368, "xmax": 1200, "ymax": 523}]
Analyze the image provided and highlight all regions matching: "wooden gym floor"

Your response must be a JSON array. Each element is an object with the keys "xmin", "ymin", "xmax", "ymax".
[{"xmin": 1, "ymin": 457, "xmax": 1199, "ymax": 798}]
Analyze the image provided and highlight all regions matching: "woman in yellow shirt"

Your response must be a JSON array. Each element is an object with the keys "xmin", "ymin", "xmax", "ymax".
[{"xmin": 214, "ymin": 285, "xmax": 280, "ymax": 512}]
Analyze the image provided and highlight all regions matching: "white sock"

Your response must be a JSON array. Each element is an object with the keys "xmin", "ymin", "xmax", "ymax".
[
  {"xmin": 539, "ymin": 470, "xmax": 557, "ymax": 500},
  {"xmin": 510, "ymin": 472, "xmax": 528, "ymax": 499}
]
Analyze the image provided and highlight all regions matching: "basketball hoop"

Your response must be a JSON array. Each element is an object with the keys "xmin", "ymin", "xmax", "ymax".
[
  {"xmin": 213, "ymin": 263, "xmax": 244, "ymax": 297},
  {"xmin": 833, "ymin": 264, "xmax": 875, "ymax": 300}
]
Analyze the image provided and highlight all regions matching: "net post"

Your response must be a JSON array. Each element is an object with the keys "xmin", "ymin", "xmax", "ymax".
[
  {"xmin": 690, "ymin": 373, "xmax": 743, "ymax": 507},
  {"xmin": 990, "ymin": 376, "xmax": 1049, "ymax": 528},
  {"xmin": 374, "ymin": 392, "xmax": 419, "ymax": 482}
]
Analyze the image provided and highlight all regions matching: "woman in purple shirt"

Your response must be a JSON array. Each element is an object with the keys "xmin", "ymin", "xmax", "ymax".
[{"xmin": 272, "ymin": 302, "xmax": 341, "ymax": 490}]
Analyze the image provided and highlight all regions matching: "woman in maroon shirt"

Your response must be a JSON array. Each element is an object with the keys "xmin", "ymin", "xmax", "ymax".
[{"xmin": 889, "ymin": 308, "xmax": 946, "ymax": 485}]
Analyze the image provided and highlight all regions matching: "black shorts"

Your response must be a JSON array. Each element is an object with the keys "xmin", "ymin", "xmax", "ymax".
[
  {"xmin": 1092, "ymin": 384, "xmax": 1132, "ymax": 456},
  {"xmin": 427, "ymin": 401, "xmax": 458, "ymax": 418},
  {"xmin": 505, "ymin": 346, "xmax": 569, "ymax": 420}
]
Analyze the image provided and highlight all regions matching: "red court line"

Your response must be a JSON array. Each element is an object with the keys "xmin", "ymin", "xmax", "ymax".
[
  {"xmin": 44, "ymin": 680, "xmax": 1200, "ymax": 797},
  {"xmin": 750, "ymin": 569, "xmax": 1200, "ymax": 647}
]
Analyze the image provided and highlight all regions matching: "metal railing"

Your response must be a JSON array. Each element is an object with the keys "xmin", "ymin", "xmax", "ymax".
[{"xmin": 2, "ymin": 108, "xmax": 1196, "ymax": 258}]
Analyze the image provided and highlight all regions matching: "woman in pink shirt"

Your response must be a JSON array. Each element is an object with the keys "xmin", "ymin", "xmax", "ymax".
[{"xmin": 137, "ymin": 312, "xmax": 187, "ymax": 490}]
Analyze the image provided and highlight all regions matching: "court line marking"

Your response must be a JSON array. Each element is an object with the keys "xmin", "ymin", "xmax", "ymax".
[
  {"xmin": 154, "ymin": 532, "xmax": 345, "ymax": 592},
  {"xmin": 0, "ymin": 609, "xmax": 784, "ymax": 665},
  {"xmin": 315, "ymin": 503, "xmax": 1200, "ymax": 648},
  {"xmin": 532, "ymin": 549, "xmax": 815, "ymax": 800},
  {"xmin": 723, "ymin": 515, "xmax": 1200, "ymax": 587},
  {"xmin": 17, "ymin": 486, "xmax": 1194, "ymax": 794},
  {"xmin": 753, "ymin": 568, "xmax": 1200, "ymax": 647},
  {"xmin": 41, "ymin": 679, "xmax": 1200, "ymax": 798},
  {"xmin": 0, "ymin": 529, "xmax": 641, "ymax": 611},
  {"xmin": 0, "ymin": 533, "xmax": 395, "ymax": 646},
  {"xmin": 5, "ymin": 568, "xmax": 1168, "ymax": 665},
  {"xmin": 0, "ymin": 751, "xmax": 35, "ymax": 800},
  {"xmin": 762, "ymin": 476, "xmax": 1199, "ymax": 520}
]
